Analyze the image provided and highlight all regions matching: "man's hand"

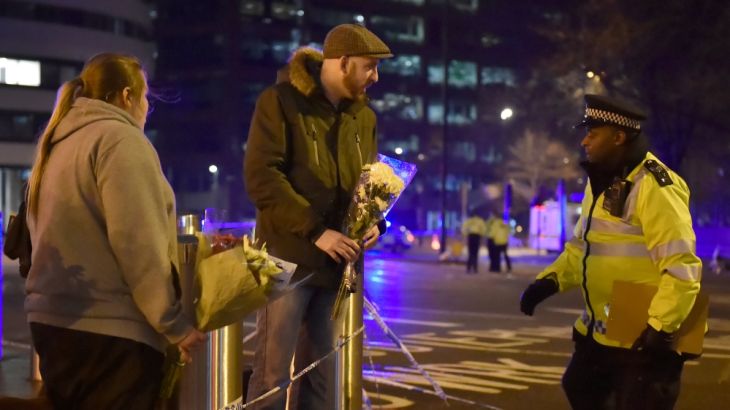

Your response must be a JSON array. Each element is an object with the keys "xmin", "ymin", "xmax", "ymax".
[
  {"xmin": 520, "ymin": 277, "xmax": 559, "ymax": 316},
  {"xmin": 315, "ymin": 229, "xmax": 360, "ymax": 263},
  {"xmin": 178, "ymin": 328, "xmax": 207, "ymax": 363},
  {"xmin": 362, "ymin": 225, "xmax": 381, "ymax": 250},
  {"xmin": 632, "ymin": 325, "xmax": 675, "ymax": 354}
]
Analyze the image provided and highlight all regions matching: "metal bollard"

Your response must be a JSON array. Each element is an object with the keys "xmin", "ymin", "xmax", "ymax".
[
  {"xmin": 334, "ymin": 271, "xmax": 363, "ymax": 410},
  {"xmin": 30, "ymin": 349, "xmax": 42, "ymax": 381},
  {"xmin": 175, "ymin": 214, "xmax": 243, "ymax": 410}
]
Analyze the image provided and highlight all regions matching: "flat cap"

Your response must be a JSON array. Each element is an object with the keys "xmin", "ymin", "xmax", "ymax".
[
  {"xmin": 576, "ymin": 94, "xmax": 647, "ymax": 131},
  {"xmin": 323, "ymin": 24, "xmax": 393, "ymax": 59}
]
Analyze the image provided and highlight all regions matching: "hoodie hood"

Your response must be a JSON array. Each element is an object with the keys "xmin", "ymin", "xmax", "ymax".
[{"xmin": 52, "ymin": 97, "xmax": 140, "ymax": 144}]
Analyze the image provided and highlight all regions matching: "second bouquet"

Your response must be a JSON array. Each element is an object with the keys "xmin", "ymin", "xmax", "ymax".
[{"xmin": 331, "ymin": 154, "xmax": 417, "ymax": 319}]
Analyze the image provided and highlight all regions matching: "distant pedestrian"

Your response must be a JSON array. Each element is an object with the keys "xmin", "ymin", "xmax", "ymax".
[
  {"xmin": 491, "ymin": 218, "xmax": 512, "ymax": 273},
  {"xmin": 461, "ymin": 212, "xmax": 488, "ymax": 273},
  {"xmin": 485, "ymin": 213, "xmax": 499, "ymax": 272}
]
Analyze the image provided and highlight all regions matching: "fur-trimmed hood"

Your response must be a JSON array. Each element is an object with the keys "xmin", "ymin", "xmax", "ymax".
[{"xmin": 277, "ymin": 47, "xmax": 324, "ymax": 97}]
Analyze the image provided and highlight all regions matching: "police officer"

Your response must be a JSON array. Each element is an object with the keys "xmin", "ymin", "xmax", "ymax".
[
  {"xmin": 461, "ymin": 211, "xmax": 487, "ymax": 273},
  {"xmin": 519, "ymin": 94, "xmax": 702, "ymax": 410}
]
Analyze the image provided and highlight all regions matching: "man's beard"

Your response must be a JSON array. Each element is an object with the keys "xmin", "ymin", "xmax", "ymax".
[{"xmin": 343, "ymin": 71, "xmax": 371, "ymax": 99}]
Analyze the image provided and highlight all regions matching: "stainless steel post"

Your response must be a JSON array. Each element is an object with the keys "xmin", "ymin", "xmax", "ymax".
[
  {"xmin": 335, "ymin": 271, "xmax": 363, "ymax": 410},
  {"xmin": 176, "ymin": 219, "xmax": 208, "ymax": 410},
  {"xmin": 30, "ymin": 349, "xmax": 41, "ymax": 381},
  {"xmin": 207, "ymin": 322, "xmax": 243, "ymax": 409},
  {"xmin": 175, "ymin": 213, "xmax": 243, "ymax": 410}
]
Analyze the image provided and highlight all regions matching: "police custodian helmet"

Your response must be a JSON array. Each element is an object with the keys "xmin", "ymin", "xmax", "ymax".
[{"xmin": 576, "ymin": 94, "xmax": 647, "ymax": 132}]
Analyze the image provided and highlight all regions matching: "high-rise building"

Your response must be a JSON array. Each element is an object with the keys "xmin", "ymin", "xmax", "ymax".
[
  {"xmin": 151, "ymin": 0, "xmax": 559, "ymax": 230},
  {"xmin": 0, "ymin": 0, "xmax": 156, "ymax": 225}
]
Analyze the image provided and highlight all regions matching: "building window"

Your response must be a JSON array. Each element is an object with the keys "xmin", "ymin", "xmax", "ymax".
[
  {"xmin": 379, "ymin": 55, "xmax": 421, "ymax": 77},
  {"xmin": 452, "ymin": 0, "xmax": 479, "ymax": 13},
  {"xmin": 428, "ymin": 60, "xmax": 477, "ymax": 88},
  {"xmin": 428, "ymin": 101, "xmax": 476, "ymax": 125},
  {"xmin": 0, "ymin": 111, "xmax": 49, "ymax": 142},
  {"xmin": 309, "ymin": 8, "xmax": 361, "ymax": 27},
  {"xmin": 0, "ymin": 57, "xmax": 41, "ymax": 87},
  {"xmin": 386, "ymin": 0, "xmax": 425, "ymax": 5},
  {"xmin": 452, "ymin": 141, "xmax": 477, "ymax": 162},
  {"xmin": 371, "ymin": 93, "xmax": 423, "ymax": 121},
  {"xmin": 271, "ymin": 1, "xmax": 303, "ymax": 20},
  {"xmin": 0, "ymin": 0, "xmax": 152, "ymax": 40},
  {"xmin": 240, "ymin": 0, "xmax": 265, "ymax": 16},
  {"xmin": 370, "ymin": 15, "xmax": 424, "ymax": 44},
  {"xmin": 481, "ymin": 67, "xmax": 517, "ymax": 87}
]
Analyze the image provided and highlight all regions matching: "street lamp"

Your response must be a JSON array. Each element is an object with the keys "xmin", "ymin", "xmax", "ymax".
[
  {"xmin": 394, "ymin": 147, "xmax": 403, "ymax": 155},
  {"xmin": 208, "ymin": 164, "xmax": 219, "ymax": 174},
  {"xmin": 500, "ymin": 107, "xmax": 514, "ymax": 121}
]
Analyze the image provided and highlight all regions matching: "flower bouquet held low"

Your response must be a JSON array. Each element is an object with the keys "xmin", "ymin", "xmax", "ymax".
[
  {"xmin": 194, "ymin": 233, "xmax": 300, "ymax": 332},
  {"xmin": 160, "ymin": 230, "xmax": 302, "ymax": 399},
  {"xmin": 331, "ymin": 154, "xmax": 417, "ymax": 319}
]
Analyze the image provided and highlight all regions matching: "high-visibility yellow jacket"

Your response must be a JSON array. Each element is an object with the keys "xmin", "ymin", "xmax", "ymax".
[
  {"xmin": 461, "ymin": 216, "xmax": 488, "ymax": 237},
  {"xmin": 536, "ymin": 152, "xmax": 702, "ymax": 348}
]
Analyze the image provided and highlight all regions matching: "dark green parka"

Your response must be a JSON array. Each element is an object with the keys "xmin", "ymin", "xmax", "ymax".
[{"xmin": 244, "ymin": 47, "xmax": 378, "ymax": 288}]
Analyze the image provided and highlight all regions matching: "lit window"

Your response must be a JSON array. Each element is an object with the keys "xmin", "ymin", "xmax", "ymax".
[
  {"xmin": 452, "ymin": 0, "xmax": 479, "ymax": 13},
  {"xmin": 481, "ymin": 67, "xmax": 517, "ymax": 87},
  {"xmin": 271, "ymin": 1, "xmax": 303, "ymax": 20},
  {"xmin": 240, "ymin": 0, "xmax": 264, "ymax": 16},
  {"xmin": 0, "ymin": 57, "xmax": 41, "ymax": 87},
  {"xmin": 428, "ymin": 60, "xmax": 477, "ymax": 88},
  {"xmin": 370, "ymin": 15, "xmax": 424, "ymax": 44},
  {"xmin": 379, "ymin": 55, "xmax": 421, "ymax": 77},
  {"xmin": 427, "ymin": 101, "xmax": 476, "ymax": 125},
  {"xmin": 370, "ymin": 93, "xmax": 423, "ymax": 121}
]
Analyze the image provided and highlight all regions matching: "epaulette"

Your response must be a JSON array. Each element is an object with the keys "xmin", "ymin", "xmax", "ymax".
[{"xmin": 644, "ymin": 159, "xmax": 673, "ymax": 187}]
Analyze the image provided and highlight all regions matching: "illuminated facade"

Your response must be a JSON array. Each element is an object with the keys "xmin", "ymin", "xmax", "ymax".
[
  {"xmin": 151, "ymin": 0, "xmax": 558, "ymax": 229},
  {"xmin": 0, "ymin": 0, "xmax": 155, "ymax": 224}
]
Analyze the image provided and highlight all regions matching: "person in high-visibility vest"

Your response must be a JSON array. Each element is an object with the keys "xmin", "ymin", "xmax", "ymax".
[
  {"xmin": 461, "ymin": 212, "xmax": 487, "ymax": 273},
  {"xmin": 491, "ymin": 219, "xmax": 512, "ymax": 273},
  {"xmin": 519, "ymin": 94, "xmax": 702, "ymax": 410}
]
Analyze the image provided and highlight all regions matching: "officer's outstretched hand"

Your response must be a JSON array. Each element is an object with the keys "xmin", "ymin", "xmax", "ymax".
[
  {"xmin": 631, "ymin": 325, "xmax": 675, "ymax": 354},
  {"xmin": 520, "ymin": 277, "xmax": 559, "ymax": 316}
]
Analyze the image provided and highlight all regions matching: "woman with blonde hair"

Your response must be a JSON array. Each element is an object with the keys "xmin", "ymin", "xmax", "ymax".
[{"xmin": 24, "ymin": 53, "xmax": 205, "ymax": 409}]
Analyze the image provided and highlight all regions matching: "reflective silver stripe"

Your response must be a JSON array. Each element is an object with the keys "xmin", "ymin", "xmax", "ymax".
[
  {"xmin": 590, "ymin": 242, "xmax": 649, "ymax": 257},
  {"xmin": 590, "ymin": 218, "xmax": 643, "ymax": 236},
  {"xmin": 567, "ymin": 237, "xmax": 585, "ymax": 251},
  {"xmin": 649, "ymin": 239, "xmax": 696, "ymax": 261},
  {"xmin": 594, "ymin": 320, "xmax": 607, "ymax": 335},
  {"xmin": 665, "ymin": 264, "xmax": 702, "ymax": 282}
]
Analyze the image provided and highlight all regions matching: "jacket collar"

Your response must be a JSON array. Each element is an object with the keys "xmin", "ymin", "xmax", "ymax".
[
  {"xmin": 581, "ymin": 141, "xmax": 648, "ymax": 196},
  {"xmin": 276, "ymin": 47, "xmax": 369, "ymax": 116}
]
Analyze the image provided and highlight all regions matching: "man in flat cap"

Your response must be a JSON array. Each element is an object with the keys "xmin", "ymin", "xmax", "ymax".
[
  {"xmin": 519, "ymin": 94, "xmax": 702, "ymax": 409},
  {"xmin": 244, "ymin": 24, "xmax": 392, "ymax": 409}
]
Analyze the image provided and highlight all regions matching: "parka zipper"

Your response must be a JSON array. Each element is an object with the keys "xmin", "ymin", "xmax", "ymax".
[
  {"xmin": 310, "ymin": 123, "xmax": 320, "ymax": 166},
  {"xmin": 355, "ymin": 132, "xmax": 363, "ymax": 169},
  {"xmin": 581, "ymin": 196, "xmax": 600, "ymax": 336}
]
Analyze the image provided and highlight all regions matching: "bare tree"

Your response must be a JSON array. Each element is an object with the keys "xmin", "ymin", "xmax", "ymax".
[{"xmin": 504, "ymin": 130, "xmax": 581, "ymax": 204}]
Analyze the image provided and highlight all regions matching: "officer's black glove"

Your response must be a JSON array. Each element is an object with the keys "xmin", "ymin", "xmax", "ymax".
[
  {"xmin": 631, "ymin": 325, "xmax": 675, "ymax": 354},
  {"xmin": 520, "ymin": 277, "xmax": 559, "ymax": 316}
]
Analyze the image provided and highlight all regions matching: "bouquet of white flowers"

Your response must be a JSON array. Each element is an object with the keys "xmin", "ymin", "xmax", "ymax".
[{"xmin": 331, "ymin": 154, "xmax": 417, "ymax": 319}]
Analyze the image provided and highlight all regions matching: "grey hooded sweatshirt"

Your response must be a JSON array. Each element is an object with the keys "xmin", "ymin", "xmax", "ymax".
[{"xmin": 25, "ymin": 97, "xmax": 192, "ymax": 352}]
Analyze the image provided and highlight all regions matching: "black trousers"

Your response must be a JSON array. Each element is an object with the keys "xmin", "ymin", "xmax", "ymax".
[
  {"xmin": 466, "ymin": 234, "xmax": 481, "ymax": 272},
  {"xmin": 493, "ymin": 244, "xmax": 511, "ymax": 272},
  {"xmin": 562, "ymin": 330, "xmax": 684, "ymax": 410},
  {"xmin": 30, "ymin": 322, "xmax": 165, "ymax": 410}
]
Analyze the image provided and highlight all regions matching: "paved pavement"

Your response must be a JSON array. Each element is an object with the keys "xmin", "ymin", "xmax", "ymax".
[{"xmin": 3, "ymin": 249, "xmax": 730, "ymax": 409}]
